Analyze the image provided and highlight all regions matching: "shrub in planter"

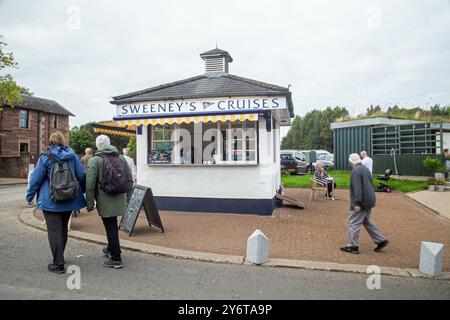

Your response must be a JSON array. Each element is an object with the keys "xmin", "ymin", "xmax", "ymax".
[
  {"xmin": 436, "ymin": 179, "xmax": 446, "ymax": 192},
  {"xmin": 423, "ymin": 156, "xmax": 444, "ymax": 177},
  {"xmin": 427, "ymin": 178, "xmax": 437, "ymax": 191}
]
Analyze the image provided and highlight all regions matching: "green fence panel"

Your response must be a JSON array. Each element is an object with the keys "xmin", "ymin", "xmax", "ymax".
[{"xmin": 373, "ymin": 154, "xmax": 435, "ymax": 176}]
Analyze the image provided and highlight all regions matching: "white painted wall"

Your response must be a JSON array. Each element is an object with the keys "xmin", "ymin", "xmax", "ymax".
[{"xmin": 136, "ymin": 117, "xmax": 281, "ymax": 200}]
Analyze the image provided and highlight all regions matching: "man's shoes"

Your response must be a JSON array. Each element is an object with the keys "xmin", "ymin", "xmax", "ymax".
[
  {"xmin": 103, "ymin": 259, "xmax": 123, "ymax": 269},
  {"xmin": 374, "ymin": 240, "xmax": 389, "ymax": 252},
  {"xmin": 48, "ymin": 263, "xmax": 65, "ymax": 274},
  {"xmin": 340, "ymin": 246, "xmax": 360, "ymax": 254},
  {"xmin": 102, "ymin": 247, "xmax": 111, "ymax": 258}
]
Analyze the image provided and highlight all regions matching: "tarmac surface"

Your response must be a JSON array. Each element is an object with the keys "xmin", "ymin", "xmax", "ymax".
[
  {"xmin": 39, "ymin": 188, "xmax": 450, "ymax": 271},
  {"xmin": 1, "ymin": 185, "xmax": 450, "ymax": 300}
]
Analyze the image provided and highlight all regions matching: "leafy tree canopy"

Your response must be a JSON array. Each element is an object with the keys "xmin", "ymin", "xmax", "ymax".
[
  {"xmin": 281, "ymin": 106, "xmax": 349, "ymax": 151},
  {"xmin": 68, "ymin": 122, "xmax": 131, "ymax": 155},
  {"xmin": 0, "ymin": 35, "xmax": 32, "ymax": 108},
  {"xmin": 282, "ymin": 104, "xmax": 450, "ymax": 153}
]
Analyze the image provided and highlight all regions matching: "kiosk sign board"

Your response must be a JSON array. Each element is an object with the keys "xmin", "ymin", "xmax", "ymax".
[{"xmin": 116, "ymin": 96, "xmax": 287, "ymax": 118}]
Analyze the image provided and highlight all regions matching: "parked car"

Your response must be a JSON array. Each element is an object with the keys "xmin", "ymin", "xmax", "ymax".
[
  {"xmin": 280, "ymin": 150, "xmax": 310, "ymax": 175},
  {"xmin": 316, "ymin": 153, "xmax": 334, "ymax": 170},
  {"xmin": 299, "ymin": 150, "xmax": 334, "ymax": 171}
]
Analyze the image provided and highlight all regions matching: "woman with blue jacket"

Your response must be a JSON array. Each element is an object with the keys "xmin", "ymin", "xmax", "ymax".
[{"xmin": 26, "ymin": 132, "xmax": 86, "ymax": 274}]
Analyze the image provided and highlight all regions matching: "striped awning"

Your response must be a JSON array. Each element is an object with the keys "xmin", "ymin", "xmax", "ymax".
[
  {"xmin": 93, "ymin": 127, "xmax": 135, "ymax": 138},
  {"xmin": 92, "ymin": 121, "xmax": 136, "ymax": 138},
  {"xmin": 116, "ymin": 113, "xmax": 258, "ymax": 127}
]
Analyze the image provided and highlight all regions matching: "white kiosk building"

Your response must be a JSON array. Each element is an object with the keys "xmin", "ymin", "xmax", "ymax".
[{"xmin": 111, "ymin": 48, "xmax": 294, "ymax": 215}]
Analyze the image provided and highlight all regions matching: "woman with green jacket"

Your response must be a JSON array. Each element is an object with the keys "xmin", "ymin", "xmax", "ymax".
[{"xmin": 86, "ymin": 135, "xmax": 133, "ymax": 269}]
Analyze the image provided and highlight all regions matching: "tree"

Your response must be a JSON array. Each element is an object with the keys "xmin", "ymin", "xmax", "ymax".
[
  {"xmin": 0, "ymin": 35, "xmax": 32, "ymax": 109},
  {"xmin": 366, "ymin": 105, "xmax": 382, "ymax": 117},
  {"xmin": 68, "ymin": 123, "xmax": 96, "ymax": 155},
  {"xmin": 127, "ymin": 137, "xmax": 136, "ymax": 158},
  {"xmin": 281, "ymin": 106, "xmax": 349, "ymax": 152},
  {"xmin": 68, "ymin": 122, "xmax": 131, "ymax": 155}
]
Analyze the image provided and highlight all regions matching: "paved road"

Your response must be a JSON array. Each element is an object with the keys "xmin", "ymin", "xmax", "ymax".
[{"xmin": 0, "ymin": 185, "xmax": 449, "ymax": 300}]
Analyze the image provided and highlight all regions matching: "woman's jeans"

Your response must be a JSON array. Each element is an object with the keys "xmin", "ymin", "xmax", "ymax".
[{"xmin": 43, "ymin": 211, "xmax": 72, "ymax": 266}]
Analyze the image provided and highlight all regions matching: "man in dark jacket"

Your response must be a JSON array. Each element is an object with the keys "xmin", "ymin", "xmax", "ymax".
[{"xmin": 340, "ymin": 153, "xmax": 389, "ymax": 254}]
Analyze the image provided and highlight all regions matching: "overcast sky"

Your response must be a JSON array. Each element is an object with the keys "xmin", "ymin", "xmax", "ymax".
[{"xmin": 1, "ymin": 0, "xmax": 450, "ymax": 134}]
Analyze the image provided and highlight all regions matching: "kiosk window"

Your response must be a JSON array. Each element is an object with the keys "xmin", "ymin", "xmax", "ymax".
[
  {"xmin": 223, "ymin": 121, "xmax": 257, "ymax": 163},
  {"xmin": 149, "ymin": 125, "xmax": 174, "ymax": 163},
  {"xmin": 148, "ymin": 120, "xmax": 258, "ymax": 165}
]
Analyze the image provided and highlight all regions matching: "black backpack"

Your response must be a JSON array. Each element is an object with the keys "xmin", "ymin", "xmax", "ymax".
[
  {"xmin": 100, "ymin": 155, "xmax": 128, "ymax": 194},
  {"xmin": 47, "ymin": 152, "xmax": 80, "ymax": 202}
]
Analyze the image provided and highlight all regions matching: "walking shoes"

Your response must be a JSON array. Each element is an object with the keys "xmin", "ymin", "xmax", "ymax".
[
  {"xmin": 103, "ymin": 259, "xmax": 123, "ymax": 269},
  {"xmin": 48, "ymin": 263, "xmax": 65, "ymax": 274},
  {"xmin": 374, "ymin": 240, "xmax": 390, "ymax": 252},
  {"xmin": 339, "ymin": 246, "xmax": 360, "ymax": 254}
]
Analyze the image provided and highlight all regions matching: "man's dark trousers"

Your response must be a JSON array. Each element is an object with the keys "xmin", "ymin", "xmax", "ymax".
[{"xmin": 102, "ymin": 216, "xmax": 122, "ymax": 261}]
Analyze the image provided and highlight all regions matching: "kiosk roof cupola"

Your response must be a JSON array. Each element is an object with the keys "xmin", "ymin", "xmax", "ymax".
[{"xmin": 200, "ymin": 48, "xmax": 233, "ymax": 74}]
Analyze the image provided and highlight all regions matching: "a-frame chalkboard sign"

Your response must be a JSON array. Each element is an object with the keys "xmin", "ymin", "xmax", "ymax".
[{"xmin": 120, "ymin": 185, "xmax": 164, "ymax": 236}]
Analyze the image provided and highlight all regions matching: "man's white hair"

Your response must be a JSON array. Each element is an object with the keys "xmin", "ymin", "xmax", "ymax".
[
  {"xmin": 123, "ymin": 148, "xmax": 129, "ymax": 156},
  {"xmin": 349, "ymin": 153, "xmax": 362, "ymax": 165},
  {"xmin": 96, "ymin": 135, "xmax": 111, "ymax": 150}
]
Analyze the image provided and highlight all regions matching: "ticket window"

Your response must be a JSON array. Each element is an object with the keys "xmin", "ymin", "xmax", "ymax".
[{"xmin": 147, "ymin": 120, "xmax": 258, "ymax": 165}]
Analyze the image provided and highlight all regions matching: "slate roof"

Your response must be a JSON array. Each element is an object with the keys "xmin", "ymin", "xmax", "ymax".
[
  {"xmin": 200, "ymin": 48, "xmax": 233, "ymax": 62},
  {"xmin": 3, "ymin": 95, "xmax": 75, "ymax": 116},
  {"xmin": 111, "ymin": 73, "xmax": 294, "ymax": 117}
]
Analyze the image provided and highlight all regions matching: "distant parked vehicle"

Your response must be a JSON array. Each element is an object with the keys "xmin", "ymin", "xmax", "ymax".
[
  {"xmin": 299, "ymin": 150, "xmax": 334, "ymax": 171},
  {"xmin": 316, "ymin": 153, "xmax": 334, "ymax": 170},
  {"xmin": 280, "ymin": 150, "xmax": 310, "ymax": 175}
]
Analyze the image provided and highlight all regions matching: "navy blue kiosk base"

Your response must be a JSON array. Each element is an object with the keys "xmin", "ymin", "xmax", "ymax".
[{"xmin": 154, "ymin": 196, "xmax": 277, "ymax": 216}]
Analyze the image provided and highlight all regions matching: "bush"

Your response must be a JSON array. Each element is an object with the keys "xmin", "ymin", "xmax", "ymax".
[{"xmin": 423, "ymin": 156, "xmax": 444, "ymax": 174}]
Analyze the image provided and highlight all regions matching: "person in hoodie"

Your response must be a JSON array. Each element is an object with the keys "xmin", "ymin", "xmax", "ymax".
[
  {"xmin": 86, "ymin": 135, "xmax": 133, "ymax": 269},
  {"xmin": 26, "ymin": 132, "xmax": 86, "ymax": 274}
]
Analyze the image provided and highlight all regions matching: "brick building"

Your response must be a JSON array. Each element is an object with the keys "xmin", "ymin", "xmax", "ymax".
[{"xmin": 0, "ymin": 95, "xmax": 74, "ymax": 178}]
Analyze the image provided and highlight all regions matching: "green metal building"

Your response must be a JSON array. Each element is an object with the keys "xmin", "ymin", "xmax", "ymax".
[{"xmin": 331, "ymin": 118, "xmax": 450, "ymax": 176}]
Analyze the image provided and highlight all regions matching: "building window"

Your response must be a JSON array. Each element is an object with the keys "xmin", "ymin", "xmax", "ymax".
[
  {"xmin": 223, "ymin": 121, "xmax": 257, "ymax": 163},
  {"xmin": 147, "ymin": 120, "xmax": 258, "ymax": 165},
  {"xmin": 149, "ymin": 125, "xmax": 174, "ymax": 163},
  {"xmin": 19, "ymin": 110, "xmax": 29, "ymax": 129},
  {"xmin": 52, "ymin": 115, "xmax": 58, "ymax": 128},
  {"xmin": 19, "ymin": 142, "xmax": 29, "ymax": 153}
]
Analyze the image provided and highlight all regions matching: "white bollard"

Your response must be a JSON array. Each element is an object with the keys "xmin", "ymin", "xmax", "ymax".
[
  {"xmin": 246, "ymin": 229, "xmax": 269, "ymax": 265},
  {"xmin": 419, "ymin": 241, "xmax": 444, "ymax": 277}
]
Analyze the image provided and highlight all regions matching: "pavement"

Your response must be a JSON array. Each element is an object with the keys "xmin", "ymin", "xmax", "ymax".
[
  {"xmin": 0, "ymin": 178, "xmax": 27, "ymax": 186},
  {"xmin": 406, "ymin": 190, "xmax": 450, "ymax": 220},
  {"xmin": 2, "ymin": 185, "xmax": 450, "ymax": 299},
  {"xmin": 32, "ymin": 188, "xmax": 450, "ymax": 273}
]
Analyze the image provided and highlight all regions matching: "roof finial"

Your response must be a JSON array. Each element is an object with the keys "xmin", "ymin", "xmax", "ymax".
[{"xmin": 216, "ymin": 41, "xmax": 218, "ymax": 49}]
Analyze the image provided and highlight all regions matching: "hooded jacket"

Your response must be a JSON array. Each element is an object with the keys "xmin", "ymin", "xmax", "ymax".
[
  {"xmin": 26, "ymin": 145, "xmax": 87, "ymax": 212},
  {"xmin": 85, "ymin": 145, "xmax": 133, "ymax": 218}
]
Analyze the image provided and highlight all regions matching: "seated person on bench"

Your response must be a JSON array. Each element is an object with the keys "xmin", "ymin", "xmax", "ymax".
[{"xmin": 314, "ymin": 163, "xmax": 337, "ymax": 198}]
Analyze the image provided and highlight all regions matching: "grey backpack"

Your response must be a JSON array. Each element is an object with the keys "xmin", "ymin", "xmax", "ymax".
[{"xmin": 47, "ymin": 152, "xmax": 80, "ymax": 202}]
